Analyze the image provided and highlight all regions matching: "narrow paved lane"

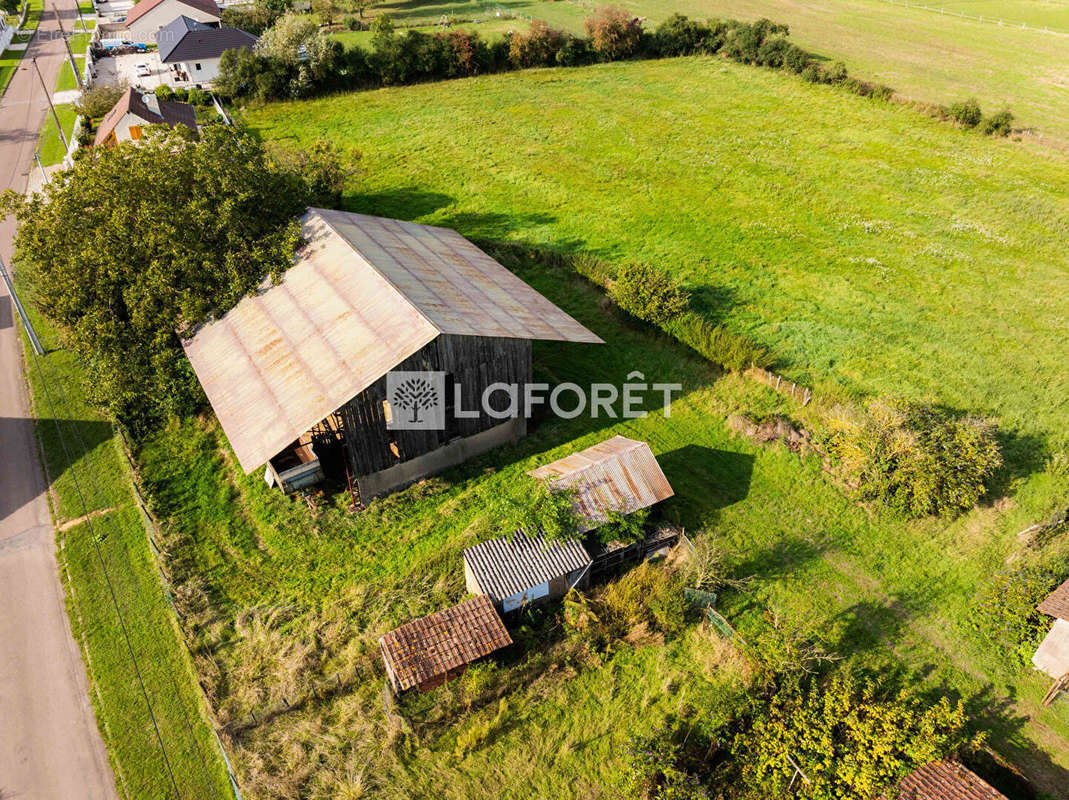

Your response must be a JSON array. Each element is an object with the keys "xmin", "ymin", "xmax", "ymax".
[{"xmin": 0, "ymin": 8, "xmax": 118, "ymax": 800}]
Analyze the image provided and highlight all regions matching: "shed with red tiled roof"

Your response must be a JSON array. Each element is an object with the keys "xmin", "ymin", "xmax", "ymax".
[
  {"xmin": 894, "ymin": 760, "xmax": 1006, "ymax": 800},
  {"xmin": 380, "ymin": 595, "xmax": 512, "ymax": 693}
]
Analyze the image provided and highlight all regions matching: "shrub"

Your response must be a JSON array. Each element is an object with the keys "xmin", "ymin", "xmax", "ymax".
[
  {"xmin": 782, "ymin": 43, "xmax": 811, "ymax": 73},
  {"xmin": 670, "ymin": 313, "xmax": 771, "ymax": 372},
  {"xmin": 651, "ymin": 14, "xmax": 711, "ymax": 57},
  {"xmin": 981, "ymin": 109, "xmax": 1014, "ymax": 136},
  {"xmin": 601, "ymin": 561, "xmax": 688, "ymax": 637},
  {"xmin": 733, "ymin": 671, "xmax": 976, "ymax": 800},
  {"xmin": 755, "ymin": 36, "xmax": 791, "ymax": 68},
  {"xmin": 593, "ymin": 508, "xmax": 648, "ymax": 546},
  {"xmin": 171, "ymin": 86, "xmax": 189, "ymax": 102},
  {"xmin": 870, "ymin": 84, "xmax": 894, "ymax": 101},
  {"xmin": 621, "ymin": 724, "xmax": 710, "ymax": 800},
  {"xmin": 555, "ymin": 35, "xmax": 595, "ymax": 67},
  {"xmin": 509, "ymin": 20, "xmax": 570, "ymax": 68},
  {"xmin": 948, "ymin": 97, "xmax": 982, "ymax": 128},
  {"xmin": 824, "ymin": 60, "xmax": 847, "ymax": 83},
  {"xmin": 609, "ymin": 262, "xmax": 690, "ymax": 325},
  {"xmin": 584, "ymin": 5, "xmax": 643, "ymax": 61},
  {"xmin": 266, "ymin": 138, "xmax": 358, "ymax": 208},
  {"xmin": 722, "ymin": 18, "xmax": 788, "ymax": 63},
  {"xmin": 800, "ymin": 63, "xmax": 824, "ymax": 83},
  {"xmin": 825, "ymin": 398, "xmax": 1002, "ymax": 517},
  {"xmin": 186, "ymin": 86, "xmax": 209, "ymax": 105},
  {"xmin": 153, "ymin": 84, "xmax": 174, "ymax": 101},
  {"xmin": 74, "ymin": 83, "xmax": 126, "ymax": 119},
  {"xmin": 965, "ymin": 566, "xmax": 1061, "ymax": 666}
]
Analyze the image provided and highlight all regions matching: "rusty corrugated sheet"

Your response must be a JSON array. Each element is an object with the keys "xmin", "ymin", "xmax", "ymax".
[
  {"xmin": 379, "ymin": 596, "xmax": 511, "ymax": 691},
  {"xmin": 464, "ymin": 531, "xmax": 591, "ymax": 604},
  {"xmin": 183, "ymin": 209, "xmax": 603, "ymax": 473},
  {"xmin": 527, "ymin": 436, "xmax": 674, "ymax": 531}
]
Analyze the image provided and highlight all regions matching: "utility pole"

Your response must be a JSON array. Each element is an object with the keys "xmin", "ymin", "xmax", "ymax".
[
  {"xmin": 31, "ymin": 58, "xmax": 67, "ymax": 151},
  {"xmin": 0, "ymin": 257, "xmax": 45, "ymax": 356},
  {"xmin": 71, "ymin": 0, "xmax": 88, "ymax": 35},
  {"xmin": 52, "ymin": 6, "xmax": 83, "ymax": 90},
  {"xmin": 34, "ymin": 151, "xmax": 48, "ymax": 186}
]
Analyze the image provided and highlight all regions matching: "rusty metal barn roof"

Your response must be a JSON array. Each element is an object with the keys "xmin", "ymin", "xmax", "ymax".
[
  {"xmin": 1039, "ymin": 578, "xmax": 1069, "ymax": 621},
  {"xmin": 891, "ymin": 761, "xmax": 1006, "ymax": 800},
  {"xmin": 527, "ymin": 436, "xmax": 674, "ymax": 531},
  {"xmin": 182, "ymin": 208, "xmax": 602, "ymax": 473},
  {"xmin": 379, "ymin": 595, "xmax": 511, "ymax": 691},
  {"xmin": 464, "ymin": 531, "xmax": 591, "ymax": 603}
]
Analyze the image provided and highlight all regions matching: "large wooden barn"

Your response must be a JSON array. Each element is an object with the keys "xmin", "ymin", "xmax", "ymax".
[{"xmin": 183, "ymin": 208, "xmax": 602, "ymax": 497}]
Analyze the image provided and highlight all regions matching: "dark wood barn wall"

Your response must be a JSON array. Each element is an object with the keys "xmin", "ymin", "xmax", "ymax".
[{"xmin": 340, "ymin": 334, "xmax": 532, "ymax": 478}]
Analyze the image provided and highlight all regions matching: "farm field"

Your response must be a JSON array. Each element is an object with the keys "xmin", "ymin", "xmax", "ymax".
[{"xmin": 348, "ymin": 0, "xmax": 1069, "ymax": 146}]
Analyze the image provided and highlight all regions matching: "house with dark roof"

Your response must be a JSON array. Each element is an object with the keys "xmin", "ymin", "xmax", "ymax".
[
  {"xmin": 464, "ymin": 531, "xmax": 592, "ymax": 613},
  {"xmin": 124, "ymin": 0, "xmax": 220, "ymax": 44},
  {"xmin": 182, "ymin": 208, "xmax": 603, "ymax": 499},
  {"xmin": 93, "ymin": 87, "xmax": 198, "ymax": 147},
  {"xmin": 380, "ymin": 595, "xmax": 512, "ymax": 693},
  {"xmin": 156, "ymin": 15, "xmax": 257, "ymax": 86}
]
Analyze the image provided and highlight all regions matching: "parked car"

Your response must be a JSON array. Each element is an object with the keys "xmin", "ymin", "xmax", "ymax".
[{"xmin": 134, "ymin": 62, "xmax": 151, "ymax": 78}]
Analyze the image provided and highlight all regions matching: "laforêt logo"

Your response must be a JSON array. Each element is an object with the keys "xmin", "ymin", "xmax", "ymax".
[{"xmin": 386, "ymin": 371, "xmax": 446, "ymax": 430}]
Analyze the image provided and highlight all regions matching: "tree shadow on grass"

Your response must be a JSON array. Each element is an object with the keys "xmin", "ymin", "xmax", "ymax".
[
  {"xmin": 987, "ymin": 427, "xmax": 1050, "ymax": 504},
  {"xmin": 0, "ymin": 416, "xmax": 115, "ymax": 523}
]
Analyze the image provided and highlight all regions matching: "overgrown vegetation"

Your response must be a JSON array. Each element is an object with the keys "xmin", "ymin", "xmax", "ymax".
[
  {"xmin": 965, "ymin": 566, "xmax": 1064, "ymax": 667},
  {"xmin": 825, "ymin": 399, "xmax": 1002, "ymax": 518}
]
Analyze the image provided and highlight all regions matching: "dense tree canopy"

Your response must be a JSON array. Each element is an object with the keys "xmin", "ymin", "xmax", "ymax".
[{"xmin": 3, "ymin": 125, "xmax": 350, "ymax": 430}]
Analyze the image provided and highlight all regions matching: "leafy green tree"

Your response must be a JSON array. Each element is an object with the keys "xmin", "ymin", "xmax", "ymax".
[
  {"xmin": 256, "ymin": 10, "xmax": 343, "ymax": 94},
  {"xmin": 2, "ymin": 0, "xmax": 22, "ymax": 17},
  {"xmin": 732, "ymin": 672, "xmax": 976, "ymax": 800},
  {"xmin": 480, "ymin": 477, "xmax": 581, "ymax": 541},
  {"xmin": 825, "ymin": 398, "xmax": 1002, "ymax": 517},
  {"xmin": 2, "ymin": 126, "xmax": 309, "ymax": 430}
]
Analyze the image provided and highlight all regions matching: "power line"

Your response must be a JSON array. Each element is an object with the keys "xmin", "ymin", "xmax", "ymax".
[{"xmin": 22, "ymin": 323, "xmax": 183, "ymax": 799}]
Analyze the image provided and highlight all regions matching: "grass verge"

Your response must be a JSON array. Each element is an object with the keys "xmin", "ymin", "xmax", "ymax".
[
  {"xmin": 36, "ymin": 101, "xmax": 76, "ymax": 165},
  {"xmin": 12, "ymin": 276, "xmax": 234, "ymax": 800}
]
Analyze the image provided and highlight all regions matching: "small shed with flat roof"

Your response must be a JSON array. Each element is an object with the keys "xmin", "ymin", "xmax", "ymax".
[
  {"xmin": 379, "ymin": 595, "xmax": 511, "ymax": 693},
  {"xmin": 527, "ymin": 435, "xmax": 674, "ymax": 531},
  {"xmin": 464, "ymin": 531, "xmax": 591, "ymax": 613}
]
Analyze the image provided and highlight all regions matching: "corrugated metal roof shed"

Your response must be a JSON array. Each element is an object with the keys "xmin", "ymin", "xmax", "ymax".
[
  {"xmin": 464, "ymin": 531, "xmax": 591, "ymax": 603},
  {"xmin": 527, "ymin": 436, "xmax": 674, "ymax": 531},
  {"xmin": 892, "ymin": 761, "xmax": 1005, "ymax": 800},
  {"xmin": 1038, "ymin": 578, "xmax": 1069, "ymax": 621},
  {"xmin": 183, "ymin": 209, "xmax": 602, "ymax": 473},
  {"xmin": 379, "ymin": 595, "xmax": 511, "ymax": 691}
]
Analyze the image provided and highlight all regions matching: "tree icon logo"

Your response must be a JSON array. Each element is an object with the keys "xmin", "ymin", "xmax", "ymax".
[{"xmin": 385, "ymin": 371, "xmax": 446, "ymax": 430}]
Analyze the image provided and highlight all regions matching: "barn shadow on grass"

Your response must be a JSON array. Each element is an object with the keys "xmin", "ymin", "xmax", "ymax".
[
  {"xmin": 342, "ymin": 187, "xmax": 455, "ymax": 220},
  {"xmin": 658, "ymin": 445, "xmax": 754, "ymax": 519}
]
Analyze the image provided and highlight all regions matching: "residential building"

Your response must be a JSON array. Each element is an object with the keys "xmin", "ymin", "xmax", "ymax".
[
  {"xmin": 156, "ymin": 15, "xmax": 257, "ymax": 86},
  {"xmin": 124, "ymin": 0, "xmax": 221, "ymax": 44},
  {"xmin": 93, "ymin": 87, "xmax": 198, "ymax": 147}
]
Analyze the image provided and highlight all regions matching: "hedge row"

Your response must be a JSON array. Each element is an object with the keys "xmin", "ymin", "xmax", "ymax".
[{"xmin": 216, "ymin": 12, "xmax": 887, "ymax": 105}]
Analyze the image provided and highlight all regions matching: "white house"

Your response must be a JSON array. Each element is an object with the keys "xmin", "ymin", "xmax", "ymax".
[
  {"xmin": 124, "ymin": 0, "xmax": 220, "ymax": 45},
  {"xmin": 156, "ymin": 15, "xmax": 257, "ymax": 86},
  {"xmin": 93, "ymin": 87, "xmax": 198, "ymax": 147}
]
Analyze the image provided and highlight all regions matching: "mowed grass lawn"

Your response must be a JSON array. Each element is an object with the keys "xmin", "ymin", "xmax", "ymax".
[
  {"xmin": 245, "ymin": 56, "xmax": 1069, "ymax": 470},
  {"xmin": 36, "ymin": 101, "xmax": 76, "ymax": 165},
  {"xmin": 638, "ymin": 0, "xmax": 1069, "ymax": 145}
]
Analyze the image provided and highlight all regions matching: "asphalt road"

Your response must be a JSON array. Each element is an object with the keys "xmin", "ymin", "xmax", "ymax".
[{"xmin": 0, "ymin": 9, "xmax": 118, "ymax": 800}]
